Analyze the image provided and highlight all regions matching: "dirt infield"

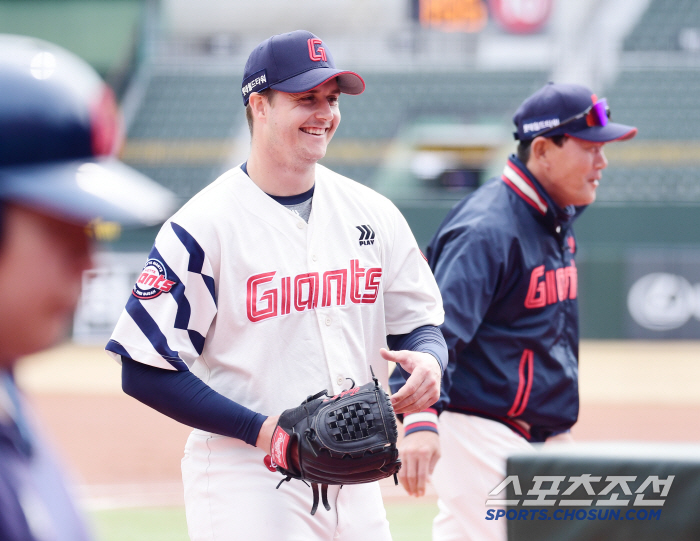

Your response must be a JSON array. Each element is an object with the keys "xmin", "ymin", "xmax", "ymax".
[{"xmin": 14, "ymin": 341, "xmax": 700, "ymax": 508}]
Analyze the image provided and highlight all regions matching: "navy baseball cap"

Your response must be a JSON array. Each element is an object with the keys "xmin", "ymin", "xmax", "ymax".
[
  {"xmin": 0, "ymin": 34, "xmax": 176, "ymax": 226},
  {"xmin": 241, "ymin": 30, "xmax": 365, "ymax": 106},
  {"xmin": 513, "ymin": 82, "xmax": 637, "ymax": 143}
]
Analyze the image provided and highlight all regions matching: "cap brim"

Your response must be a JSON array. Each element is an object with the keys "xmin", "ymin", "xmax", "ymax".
[
  {"xmin": 0, "ymin": 158, "xmax": 178, "ymax": 227},
  {"xmin": 272, "ymin": 68, "xmax": 365, "ymax": 95},
  {"xmin": 566, "ymin": 122, "xmax": 638, "ymax": 143}
]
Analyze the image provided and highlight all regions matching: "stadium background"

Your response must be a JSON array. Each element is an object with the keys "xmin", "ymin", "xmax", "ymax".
[{"xmin": 3, "ymin": 0, "xmax": 700, "ymax": 539}]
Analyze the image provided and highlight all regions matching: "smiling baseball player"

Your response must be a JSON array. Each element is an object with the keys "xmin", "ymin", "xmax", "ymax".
[{"xmin": 106, "ymin": 30, "xmax": 447, "ymax": 540}]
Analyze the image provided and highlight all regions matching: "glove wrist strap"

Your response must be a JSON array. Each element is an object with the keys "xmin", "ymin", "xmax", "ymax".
[{"xmin": 271, "ymin": 426, "xmax": 291, "ymax": 469}]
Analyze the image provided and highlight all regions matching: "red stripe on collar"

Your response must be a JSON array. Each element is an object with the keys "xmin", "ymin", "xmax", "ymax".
[{"xmin": 501, "ymin": 161, "xmax": 548, "ymax": 215}]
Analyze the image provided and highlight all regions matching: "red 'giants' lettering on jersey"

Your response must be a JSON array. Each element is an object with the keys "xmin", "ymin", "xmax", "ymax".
[
  {"xmin": 322, "ymin": 269, "xmax": 347, "ymax": 307},
  {"xmin": 524, "ymin": 261, "xmax": 577, "ymax": 309},
  {"xmin": 294, "ymin": 273, "xmax": 319, "ymax": 311},
  {"xmin": 351, "ymin": 259, "xmax": 382, "ymax": 304},
  {"xmin": 247, "ymin": 271, "xmax": 277, "ymax": 322},
  {"xmin": 246, "ymin": 259, "xmax": 382, "ymax": 323}
]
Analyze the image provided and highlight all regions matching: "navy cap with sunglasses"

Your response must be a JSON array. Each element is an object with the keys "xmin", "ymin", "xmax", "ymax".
[
  {"xmin": 513, "ymin": 82, "xmax": 637, "ymax": 143},
  {"xmin": 241, "ymin": 30, "xmax": 365, "ymax": 106}
]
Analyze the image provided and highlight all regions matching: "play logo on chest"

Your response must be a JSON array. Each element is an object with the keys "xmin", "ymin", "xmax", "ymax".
[
  {"xmin": 133, "ymin": 258, "xmax": 177, "ymax": 300},
  {"xmin": 356, "ymin": 224, "xmax": 375, "ymax": 246}
]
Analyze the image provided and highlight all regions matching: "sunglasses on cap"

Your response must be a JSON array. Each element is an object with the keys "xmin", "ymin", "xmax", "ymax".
[{"xmin": 533, "ymin": 98, "xmax": 610, "ymax": 138}]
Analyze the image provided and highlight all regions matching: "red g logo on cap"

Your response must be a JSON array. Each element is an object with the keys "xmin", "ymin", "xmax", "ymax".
[
  {"xmin": 307, "ymin": 38, "xmax": 327, "ymax": 62},
  {"xmin": 91, "ymin": 85, "xmax": 120, "ymax": 156}
]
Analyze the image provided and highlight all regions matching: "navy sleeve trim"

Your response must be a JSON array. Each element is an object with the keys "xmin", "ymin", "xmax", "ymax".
[
  {"xmin": 170, "ymin": 222, "xmax": 217, "ymax": 305},
  {"xmin": 130, "ymin": 242, "xmax": 214, "ymax": 364},
  {"xmin": 387, "ymin": 325, "xmax": 448, "ymax": 414},
  {"xmin": 125, "ymin": 296, "xmax": 187, "ymax": 371},
  {"xmin": 386, "ymin": 325, "xmax": 447, "ymax": 373},
  {"xmin": 121, "ymin": 356, "xmax": 266, "ymax": 446},
  {"xmin": 105, "ymin": 339, "xmax": 131, "ymax": 359},
  {"xmin": 149, "ymin": 246, "xmax": 190, "ymax": 331}
]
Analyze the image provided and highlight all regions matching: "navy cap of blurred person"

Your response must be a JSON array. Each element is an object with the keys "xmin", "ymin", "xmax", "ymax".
[
  {"xmin": 0, "ymin": 37, "xmax": 177, "ymax": 541},
  {"xmin": 0, "ymin": 34, "xmax": 176, "ymax": 228},
  {"xmin": 0, "ymin": 35, "xmax": 176, "ymax": 365}
]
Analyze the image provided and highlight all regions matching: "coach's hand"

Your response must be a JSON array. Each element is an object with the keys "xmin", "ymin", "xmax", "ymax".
[
  {"xmin": 381, "ymin": 348, "xmax": 440, "ymax": 415},
  {"xmin": 398, "ymin": 430, "xmax": 440, "ymax": 497},
  {"xmin": 256, "ymin": 415, "xmax": 279, "ymax": 455}
]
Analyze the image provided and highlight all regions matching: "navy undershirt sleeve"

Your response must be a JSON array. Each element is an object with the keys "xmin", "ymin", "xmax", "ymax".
[
  {"xmin": 387, "ymin": 325, "xmax": 447, "ymax": 393},
  {"xmin": 121, "ymin": 357, "xmax": 266, "ymax": 447}
]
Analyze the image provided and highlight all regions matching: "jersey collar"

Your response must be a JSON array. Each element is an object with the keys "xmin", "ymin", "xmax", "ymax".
[
  {"xmin": 229, "ymin": 162, "xmax": 333, "ymax": 235},
  {"xmin": 501, "ymin": 155, "xmax": 581, "ymax": 236},
  {"xmin": 240, "ymin": 161, "xmax": 315, "ymax": 205}
]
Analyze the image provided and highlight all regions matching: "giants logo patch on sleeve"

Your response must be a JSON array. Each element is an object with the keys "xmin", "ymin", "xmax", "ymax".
[
  {"xmin": 133, "ymin": 258, "xmax": 177, "ymax": 300},
  {"xmin": 271, "ymin": 426, "xmax": 290, "ymax": 470}
]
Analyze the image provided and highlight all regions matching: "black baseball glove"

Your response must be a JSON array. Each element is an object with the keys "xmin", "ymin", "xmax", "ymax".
[{"xmin": 267, "ymin": 370, "xmax": 401, "ymax": 514}]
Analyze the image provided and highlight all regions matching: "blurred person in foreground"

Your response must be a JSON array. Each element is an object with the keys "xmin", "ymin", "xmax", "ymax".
[
  {"xmin": 0, "ymin": 34, "xmax": 175, "ymax": 541},
  {"xmin": 390, "ymin": 83, "xmax": 638, "ymax": 540}
]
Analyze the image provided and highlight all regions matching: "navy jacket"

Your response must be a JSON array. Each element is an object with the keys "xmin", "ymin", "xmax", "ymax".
[
  {"xmin": 420, "ymin": 155, "xmax": 583, "ymax": 442},
  {"xmin": 0, "ymin": 372, "xmax": 92, "ymax": 541}
]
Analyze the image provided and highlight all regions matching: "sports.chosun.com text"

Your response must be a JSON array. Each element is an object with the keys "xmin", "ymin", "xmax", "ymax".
[{"xmin": 485, "ymin": 508, "xmax": 662, "ymax": 521}]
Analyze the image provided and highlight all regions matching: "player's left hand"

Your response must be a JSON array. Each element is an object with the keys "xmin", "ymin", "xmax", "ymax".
[
  {"xmin": 398, "ymin": 430, "xmax": 440, "ymax": 497},
  {"xmin": 256, "ymin": 415, "xmax": 279, "ymax": 455},
  {"xmin": 380, "ymin": 348, "xmax": 441, "ymax": 415}
]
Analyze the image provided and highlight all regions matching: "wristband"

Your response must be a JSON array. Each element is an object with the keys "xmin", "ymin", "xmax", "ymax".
[{"xmin": 403, "ymin": 408, "xmax": 439, "ymax": 436}]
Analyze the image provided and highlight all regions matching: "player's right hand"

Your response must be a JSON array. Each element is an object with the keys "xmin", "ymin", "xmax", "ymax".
[
  {"xmin": 256, "ymin": 415, "xmax": 279, "ymax": 455},
  {"xmin": 398, "ymin": 430, "xmax": 440, "ymax": 497},
  {"xmin": 380, "ymin": 348, "xmax": 441, "ymax": 415}
]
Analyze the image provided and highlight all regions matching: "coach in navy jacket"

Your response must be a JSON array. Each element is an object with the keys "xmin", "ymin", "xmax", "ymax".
[
  {"xmin": 390, "ymin": 83, "xmax": 638, "ymax": 541},
  {"xmin": 428, "ymin": 152, "xmax": 585, "ymax": 441}
]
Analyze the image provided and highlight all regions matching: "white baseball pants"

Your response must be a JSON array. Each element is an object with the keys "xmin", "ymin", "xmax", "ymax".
[
  {"xmin": 181, "ymin": 430, "xmax": 392, "ymax": 541},
  {"xmin": 431, "ymin": 412, "xmax": 533, "ymax": 541}
]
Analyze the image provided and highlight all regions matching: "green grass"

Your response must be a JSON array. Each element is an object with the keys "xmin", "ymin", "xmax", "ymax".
[
  {"xmin": 89, "ymin": 508, "xmax": 189, "ymax": 541},
  {"xmin": 89, "ymin": 501, "xmax": 438, "ymax": 541},
  {"xmin": 386, "ymin": 500, "xmax": 439, "ymax": 540}
]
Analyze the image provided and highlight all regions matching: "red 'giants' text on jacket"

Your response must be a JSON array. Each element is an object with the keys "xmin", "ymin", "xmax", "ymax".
[{"xmin": 524, "ymin": 262, "xmax": 577, "ymax": 309}]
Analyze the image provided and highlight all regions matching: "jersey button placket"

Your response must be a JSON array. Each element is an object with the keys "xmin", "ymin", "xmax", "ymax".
[{"xmin": 307, "ymin": 222, "xmax": 341, "ymax": 394}]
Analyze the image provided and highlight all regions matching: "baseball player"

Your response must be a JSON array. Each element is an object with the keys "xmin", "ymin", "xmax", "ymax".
[
  {"xmin": 106, "ymin": 30, "xmax": 447, "ymax": 540},
  {"xmin": 390, "ymin": 83, "xmax": 638, "ymax": 540},
  {"xmin": 0, "ymin": 35, "xmax": 175, "ymax": 541}
]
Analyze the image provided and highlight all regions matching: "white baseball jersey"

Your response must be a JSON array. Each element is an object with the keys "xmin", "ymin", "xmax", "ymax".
[{"xmin": 106, "ymin": 163, "xmax": 444, "ymax": 417}]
